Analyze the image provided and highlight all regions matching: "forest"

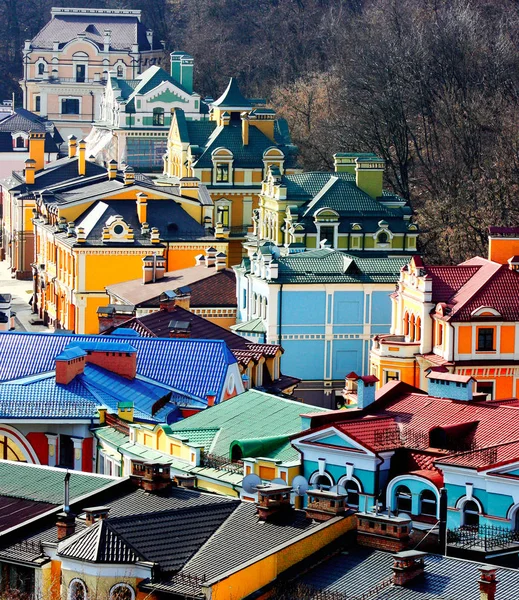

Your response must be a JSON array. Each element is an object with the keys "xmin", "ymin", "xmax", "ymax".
[{"xmin": 2, "ymin": 0, "xmax": 519, "ymax": 263}]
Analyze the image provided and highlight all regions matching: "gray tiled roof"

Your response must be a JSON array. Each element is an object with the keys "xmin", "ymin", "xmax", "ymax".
[{"xmin": 300, "ymin": 546, "xmax": 519, "ymax": 599}]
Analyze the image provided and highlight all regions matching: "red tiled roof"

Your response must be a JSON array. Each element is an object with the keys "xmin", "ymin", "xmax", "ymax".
[
  {"xmin": 408, "ymin": 469, "xmax": 444, "ymax": 488},
  {"xmin": 437, "ymin": 438, "xmax": 519, "ymax": 471},
  {"xmin": 418, "ymin": 354, "xmax": 453, "ymax": 367},
  {"xmin": 335, "ymin": 417, "xmax": 402, "ymax": 452},
  {"xmin": 408, "ymin": 451, "xmax": 442, "ymax": 472},
  {"xmin": 488, "ymin": 226, "xmax": 519, "ymax": 236},
  {"xmin": 424, "ymin": 265, "xmax": 481, "ymax": 303},
  {"xmin": 246, "ymin": 344, "xmax": 281, "ymax": 358}
]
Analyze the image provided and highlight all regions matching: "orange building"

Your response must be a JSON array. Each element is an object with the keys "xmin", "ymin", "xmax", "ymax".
[{"xmin": 370, "ymin": 227, "xmax": 519, "ymax": 399}]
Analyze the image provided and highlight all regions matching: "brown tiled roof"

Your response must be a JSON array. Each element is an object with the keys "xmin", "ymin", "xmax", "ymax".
[{"xmin": 424, "ymin": 265, "xmax": 481, "ymax": 303}]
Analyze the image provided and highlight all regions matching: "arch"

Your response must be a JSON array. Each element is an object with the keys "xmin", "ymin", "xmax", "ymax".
[
  {"xmin": 419, "ymin": 489, "xmax": 437, "ymax": 516},
  {"xmin": 409, "ymin": 314, "xmax": 416, "ymax": 342},
  {"xmin": 403, "ymin": 311, "xmax": 410, "ymax": 336},
  {"xmin": 415, "ymin": 316, "xmax": 421, "ymax": 342},
  {"xmin": 0, "ymin": 425, "xmax": 40, "ymax": 464},
  {"xmin": 377, "ymin": 231, "xmax": 389, "ymax": 244},
  {"xmin": 263, "ymin": 147, "xmax": 285, "ymax": 158},
  {"xmin": 386, "ymin": 474, "xmax": 440, "ymax": 518},
  {"xmin": 394, "ymin": 485, "xmax": 412, "ymax": 514},
  {"xmin": 338, "ymin": 475, "xmax": 363, "ymax": 508},
  {"xmin": 309, "ymin": 470, "xmax": 334, "ymax": 490},
  {"xmin": 109, "ymin": 583, "xmax": 135, "ymax": 600},
  {"xmin": 471, "ymin": 306, "xmax": 501, "ymax": 318},
  {"xmin": 68, "ymin": 578, "xmax": 87, "ymax": 600},
  {"xmin": 508, "ymin": 504, "xmax": 519, "ymax": 531},
  {"xmin": 38, "ymin": 63, "xmax": 45, "ymax": 75},
  {"xmin": 72, "ymin": 51, "xmax": 89, "ymax": 58},
  {"xmin": 462, "ymin": 500, "xmax": 480, "ymax": 527},
  {"xmin": 16, "ymin": 136, "xmax": 25, "ymax": 148}
]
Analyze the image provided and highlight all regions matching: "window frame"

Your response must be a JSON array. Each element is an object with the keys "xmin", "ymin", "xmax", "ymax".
[{"xmin": 477, "ymin": 327, "xmax": 495, "ymax": 352}]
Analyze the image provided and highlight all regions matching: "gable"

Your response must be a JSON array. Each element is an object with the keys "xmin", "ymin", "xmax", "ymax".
[
  {"xmin": 147, "ymin": 88, "xmax": 188, "ymax": 105},
  {"xmin": 316, "ymin": 433, "xmax": 358, "ymax": 448}
]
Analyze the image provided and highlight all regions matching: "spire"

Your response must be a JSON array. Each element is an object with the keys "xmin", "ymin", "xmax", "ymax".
[{"xmin": 211, "ymin": 77, "xmax": 252, "ymax": 110}]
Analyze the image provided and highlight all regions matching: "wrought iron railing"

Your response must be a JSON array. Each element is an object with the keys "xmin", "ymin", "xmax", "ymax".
[
  {"xmin": 447, "ymin": 525, "xmax": 519, "ymax": 551},
  {"xmin": 200, "ymin": 453, "xmax": 243, "ymax": 474}
]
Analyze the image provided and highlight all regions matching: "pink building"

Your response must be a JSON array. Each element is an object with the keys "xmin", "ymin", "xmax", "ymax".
[{"xmin": 21, "ymin": 7, "xmax": 165, "ymax": 138}]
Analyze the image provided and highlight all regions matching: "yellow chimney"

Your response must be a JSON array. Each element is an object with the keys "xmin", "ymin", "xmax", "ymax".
[
  {"xmin": 24, "ymin": 158, "xmax": 36, "ymax": 185},
  {"xmin": 78, "ymin": 139, "xmax": 86, "ymax": 176},
  {"xmin": 242, "ymin": 114, "xmax": 249, "ymax": 146},
  {"xmin": 179, "ymin": 177, "xmax": 200, "ymax": 201},
  {"xmin": 29, "ymin": 131, "xmax": 46, "ymax": 172},
  {"xmin": 136, "ymin": 192, "xmax": 148, "ymax": 224},
  {"xmin": 355, "ymin": 157, "xmax": 385, "ymax": 198},
  {"xmin": 68, "ymin": 135, "xmax": 77, "ymax": 159},
  {"xmin": 107, "ymin": 159, "xmax": 117, "ymax": 180}
]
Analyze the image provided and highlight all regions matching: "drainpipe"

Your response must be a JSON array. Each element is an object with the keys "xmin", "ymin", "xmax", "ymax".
[
  {"xmin": 373, "ymin": 454, "xmax": 385, "ymax": 511},
  {"xmin": 277, "ymin": 283, "xmax": 283, "ymax": 345},
  {"xmin": 439, "ymin": 487, "xmax": 448, "ymax": 555}
]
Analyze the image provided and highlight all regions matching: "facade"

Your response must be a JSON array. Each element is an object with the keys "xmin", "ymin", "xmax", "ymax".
[
  {"xmin": 0, "ymin": 108, "xmax": 61, "ymax": 181},
  {"xmin": 160, "ymin": 77, "xmax": 301, "ymax": 264},
  {"xmin": 0, "ymin": 331, "xmax": 242, "ymax": 471},
  {"xmin": 106, "ymin": 252, "xmax": 238, "ymax": 329},
  {"xmin": 370, "ymin": 228, "xmax": 519, "ymax": 399},
  {"xmin": 247, "ymin": 154, "xmax": 418, "ymax": 253},
  {"xmin": 21, "ymin": 7, "xmax": 165, "ymax": 138},
  {"xmin": 87, "ymin": 57, "xmax": 203, "ymax": 172},
  {"xmin": 93, "ymin": 389, "xmax": 328, "ymax": 497},
  {"xmin": 234, "ymin": 247, "xmax": 410, "ymax": 407}
]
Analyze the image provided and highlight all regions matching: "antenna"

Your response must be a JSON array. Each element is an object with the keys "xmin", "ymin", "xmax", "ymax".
[
  {"xmin": 271, "ymin": 478, "xmax": 287, "ymax": 486},
  {"xmin": 291, "ymin": 475, "xmax": 309, "ymax": 496},
  {"xmin": 242, "ymin": 473, "xmax": 261, "ymax": 494}
]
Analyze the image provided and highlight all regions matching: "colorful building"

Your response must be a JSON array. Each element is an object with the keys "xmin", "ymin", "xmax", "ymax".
[
  {"xmin": 87, "ymin": 57, "xmax": 203, "ymax": 172},
  {"xmin": 22, "ymin": 7, "xmax": 165, "ymax": 138},
  {"xmin": 0, "ymin": 462, "xmax": 354, "ymax": 600},
  {"xmin": 247, "ymin": 154, "xmax": 418, "ymax": 253},
  {"xmin": 2, "ymin": 134, "xmax": 225, "ymax": 331},
  {"xmin": 234, "ymin": 247, "xmax": 410, "ymax": 407},
  {"xmin": 93, "ymin": 389, "xmax": 325, "ymax": 496},
  {"xmin": 370, "ymin": 227, "xmax": 519, "ymax": 399},
  {"xmin": 160, "ymin": 77, "xmax": 300, "ymax": 264},
  {"xmin": 0, "ymin": 331, "xmax": 242, "ymax": 472}
]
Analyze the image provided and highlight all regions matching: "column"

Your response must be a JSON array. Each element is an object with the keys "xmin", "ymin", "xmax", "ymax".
[{"xmin": 45, "ymin": 433, "xmax": 58, "ymax": 467}]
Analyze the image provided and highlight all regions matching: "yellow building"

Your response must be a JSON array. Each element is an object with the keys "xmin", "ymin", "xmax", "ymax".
[
  {"xmin": 25, "ymin": 136, "xmax": 226, "ymax": 333},
  {"xmin": 160, "ymin": 77, "xmax": 301, "ymax": 264},
  {"xmin": 370, "ymin": 228, "xmax": 519, "ymax": 399},
  {"xmin": 94, "ymin": 389, "xmax": 329, "ymax": 499}
]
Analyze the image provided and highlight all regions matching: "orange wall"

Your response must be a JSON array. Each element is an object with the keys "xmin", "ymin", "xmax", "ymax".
[
  {"xmin": 501, "ymin": 325, "xmax": 515, "ymax": 353},
  {"xmin": 458, "ymin": 326, "xmax": 472, "ymax": 354},
  {"xmin": 488, "ymin": 237, "xmax": 519, "ymax": 264}
]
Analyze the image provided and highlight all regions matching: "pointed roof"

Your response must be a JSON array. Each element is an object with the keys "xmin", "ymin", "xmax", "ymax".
[{"xmin": 211, "ymin": 78, "xmax": 252, "ymax": 110}]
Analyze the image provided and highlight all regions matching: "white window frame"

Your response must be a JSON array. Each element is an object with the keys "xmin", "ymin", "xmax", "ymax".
[{"xmin": 59, "ymin": 96, "xmax": 82, "ymax": 116}]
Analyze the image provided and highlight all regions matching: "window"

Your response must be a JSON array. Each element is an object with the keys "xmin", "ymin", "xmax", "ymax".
[
  {"xmin": 437, "ymin": 322, "xmax": 443, "ymax": 346},
  {"xmin": 384, "ymin": 370, "xmax": 400, "ymax": 384},
  {"xmin": 462, "ymin": 500, "xmax": 480, "ymax": 527},
  {"xmin": 242, "ymin": 288, "xmax": 247, "ymax": 309},
  {"xmin": 61, "ymin": 98, "xmax": 80, "ymax": 115},
  {"xmin": 415, "ymin": 316, "xmax": 421, "ymax": 342},
  {"xmin": 110, "ymin": 583, "xmax": 134, "ymax": 600},
  {"xmin": 38, "ymin": 63, "xmax": 45, "ymax": 75},
  {"xmin": 477, "ymin": 328, "xmax": 495, "ymax": 351},
  {"xmin": 311, "ymin": 472, "xmax": 333, "ymax": 491},
  {"xmin": 409, "ymin": 314, "xmax": 415, "ymax": 342},
  {"xmin": 395, "ymin": 485, "xmax": 412, "ymax": 513},
  {"xmin": 76, "ymin": 64, "xmax": 86, "ymax": 82},
  {"xmin": 35, "ymin": 96, "xmax": 40, "ymax": 112},
  {"xmin": 216, "ymin": 205, "xmax": 230, "ymax": 227},
  {"xmin": 403, "ymin": 312, "xmax": 410, "ymax": 336},
  {"xmin": 319, "ymin": 226, "xmax": 335, "ymax": 247},
  {"xmin": 117, "ymin": 65, "xmax": 124, "ymax": 77},
  {"xmin": 69, "ymin": 579, "xmax": 87, "ymax": 600},
  {"xmin": 216, "ymin": 164, "xmax": 229, "ymax": 182},
  {"xmin": 153, "ymin": 107, "xmax": 165, "ymax": 126},
  {"xmin": 345, "ymin": 479, "xmax": 360, "ymax": 508},
  {"xmin": 16, "ymin": 136, "xmax": 24, "ymax": 149},
  {"xmin": 377, "ymin": 231, "xmax": 388, "ymax": 244},
  {"xmin": 420, "ymin": 490, "xmax": 437, "ymax": 517},
  {"xmin": 476, "ymin": 381, "xmax": 494, "ymax": 399}
]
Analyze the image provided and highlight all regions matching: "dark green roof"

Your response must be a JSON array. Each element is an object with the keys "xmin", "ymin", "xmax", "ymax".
[
  {"xmin": 0, "ymin": 462, "xmax": 116, "ymax": 504},
  {"xmin": 212, "ymin": 78, "xmax": 252, "ymax": 109},
  {"xmin": 273, "ymin": 249, "xmax": 411, "ymax": 284}
]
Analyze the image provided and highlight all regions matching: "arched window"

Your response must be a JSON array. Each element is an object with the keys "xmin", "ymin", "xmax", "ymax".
[
  {"xmin": 420, "ymin": 489, "xmax": 437, "ymax": 517},
  {"xmin": 311, "ymin": 471, "xmax": 333, "ymax": 491},
  {"xmin": 403, "ymin": 312, "xmax": 409, "ymax": 336},
  {"xmin": 345, "ymin": 479, "xmax": 360, "ymax": 508},
  {"xmin": 69, "ymin": 579, "xmax": 87, "ymax": 600},
  {"xmin": 395, "ymin": 485, "xmax": 412, "ymax": 513},
  {"xmin": 515, "ymin": 510, "xmax": 519, "ymax": 532},
  {"xmin": 16, "ymin": 136, "xmax": 25, "ymax": 149},
  {"xmin": 377, "ymin": 231, "xmax": 388, "ymax": 244},
  {"xmin": 415, "ymin": 316, "xmax": 421, "ymax": 342},
  {"xmin": 38, "ymin": 63, "xmax": 45, "ymax": 75},
  {"xmin": 110, "ymin": 583, "xmax": 134, "ymax": 600},
  {"xmin": 117, "ymin": 65, "xmax": 124, "ymax": 77},
  {"xmin": 437, "ymin": 322, "xmax": 443, "ymax": 346},
  {"xmin": 153, "ymin": 107, "xmax": 165, "ymax": 126},
  {"xmin": 462, "ymin": 500, "xmax": 480, "ymax": 527},
  {"xmin": 409, "ymin": 314, "xmax": 415, "ymax": 342}
]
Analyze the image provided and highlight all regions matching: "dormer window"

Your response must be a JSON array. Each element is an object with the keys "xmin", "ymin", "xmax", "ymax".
[
  {"xmin": 378, "ymin": 231, "xmax": 388, "ymax": 244},
  {"xmin": 16, "ymin": 136, "xmax": 24, "ymax": 149},
  {"xmin": 216, "ymin": 164, "xmax": 229, "ymax": 182}
]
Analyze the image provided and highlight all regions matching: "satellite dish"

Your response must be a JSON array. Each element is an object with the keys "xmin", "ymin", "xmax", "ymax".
[
  {"xmin": 271, "ymin": 478, "xmax": 287, "ymax": 486},
  {"xmin": 292, "ymin": 475, "xmax": 309, "ymax": 496},
  {"xmin": 242, "ymin": 473, "xmax": 261, "ymax": 494}
]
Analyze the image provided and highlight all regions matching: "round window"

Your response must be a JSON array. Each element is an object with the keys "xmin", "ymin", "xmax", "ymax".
[{"xmin": 113, "ymin": 224, "xmax": 124, "ymax": 235}]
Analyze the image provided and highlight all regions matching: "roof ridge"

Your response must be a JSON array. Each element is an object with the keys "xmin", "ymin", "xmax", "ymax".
[{"xmin": 446, "ymin": 261, "xmax": 502, "ymax": 314}]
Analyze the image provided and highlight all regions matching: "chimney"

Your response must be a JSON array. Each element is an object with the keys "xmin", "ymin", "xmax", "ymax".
[
  {"xmin": 97, "ymin": 304, "xmax": 136, "ymax": 333},
  {"xmin": 426, "ymin": 371, "xmax": 475, "ymax": 401},
  {"xmin": 83, "ymin": 343, "xmax": 137, "ymax": 379},
  {"xmin": 170, "ymin": 51, "xmax": 194, "ymax": 94},
  {"xmin": 107, "ymin": 159, "xmax": 117, "ymax": 180},
  {"xmin": 242, "ymin": 114, "xmax": 249, "ymax": 146},
  {"xmin": 168, "ymin": 320, "xmax": 191, "ymax": 339},
  {"xmin": 179, "ymin": 176, "xmax": 200, "ymax": 200},
  {"xmin": 141, "ymin": 462, "xmax": 172, "ymax": 493},
  {"xmin": 55, "ymin": 347, "xmax": 87, "ymax": 385},
  {"xmin": 78, "ymin": 139, "xmax": 86, "ymax": 176},
  {"xmin": 215, "ymin": 252, "xmax": 227, "ymax": 272},
  {"xmin": 174, "ymin": 474, "xmax": 197, "ymax": 489},
  {"xmin": 195, "ymin": 254, "xmax": 206, "ymax": 267},
  {"xmin": 357, "ymin": 513, "xmax": 411, "ymax": 552},
  {"xmin": 355, "ymin": 157, "xmax": 384, "ymax": 198},
  {"xmin": 357, "ymin": 375, "xmax": 378, "ymax": 409},
  {"xmin": 29, "ymin": 131, "xmax": 46, "ymax": 171},
  {"xmin": 83, "ymin": 506, "xmax": 110, "ymax": 526},
  {"xmin": 333, "ymin": 153, "xmax": 357, "ymax": 174},
  {"xmin": 24, "ymin": 158, "xmax": 36, "ymax": 185},
  {"xmin": 136, "ymin": 192, "xmax": 148, "ymax": 224},
  {"xmin": 256, "ymin": 483, "xmax": 293, "ymax": 521},
  {"xmin": 479, "ymin": 566, "xmax": 498, "ymax": 600},
  {"xmin": 160, "ymin": 289, "xmax": 190, "ymax": 311},
  {"xmin": 142, "ymin": 255, "xmax": 166, "ymax": 284},
  {"xmin": 488, "ymin": 227, "xmax": 519, "ymax": 264},
  {"xmin": 305, "ymin": 489, "xmax": 347, "ymax": 521},
  {"xmin": 206, "ymin": 391, "xmax": 217, "ymax": 407},
  {"xmin": 392, "ymin": 551, "xmax": 426, "ymax": 586},
  {"xmin": 508, "ymin": 256, "xmax": 519, "ymax": 271},
  {"xmin": 123, "ymin": 165, "xmax": 135, "ymax": 185},
  {"xmin": 68, "ymin": 135, "xmax": 77, "ymax": 158},
  {"xmin": 205, "ymin": 247, "xmax": 217, "ymax": 267},
  {"xmin": 117, "ymin": 400, "xmax": 134, "ymax": 422},
  {"xmin": 56, "ymin": 472, "xmax": 75, "ymax": 541},
  {"xmin": 103, "ymin": 29, "xmax": 111, "ymax": 52},
  {"xmin": 146, "ymin": 29, "xmax": 153, "ymax": 47}
]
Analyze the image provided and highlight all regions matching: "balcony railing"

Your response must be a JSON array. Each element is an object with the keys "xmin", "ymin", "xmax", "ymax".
[
  {"xmin": 371, "ymin": 334, "xmax": 421, "ymax": 358},
  {"xmin": 200, "ymin": 453, "xmax": 243, "ymax": 474},
  {"xmin": 447, "ymin": 525, "xmax": 519, "ymax": 551}
]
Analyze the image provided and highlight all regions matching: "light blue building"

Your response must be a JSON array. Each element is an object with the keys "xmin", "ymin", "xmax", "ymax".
[{"xmin": 233, "ymin": 247, "xmax": 409, "ymax": 406}]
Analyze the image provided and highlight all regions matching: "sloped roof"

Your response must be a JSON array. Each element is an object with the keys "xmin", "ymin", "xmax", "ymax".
[
  {"xmin": 436, "ymin": 438, "xmax": 519, "ymax": 471},
  {"xmin": 211, "ymin": 78, "xmax": 252, "ymax": 110}
]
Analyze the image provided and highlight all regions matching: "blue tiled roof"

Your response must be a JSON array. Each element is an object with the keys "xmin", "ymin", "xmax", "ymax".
[
  {"xmin": 0, "ymin": 333, "xmax": 236, "ymax": 403},
  {"xmin": 70, "ymin": 341, "xmax": 137, "ymax": 353},
  {"xmin": 56, "ymin": 347, "xmax": 87, "ymax": 361}
]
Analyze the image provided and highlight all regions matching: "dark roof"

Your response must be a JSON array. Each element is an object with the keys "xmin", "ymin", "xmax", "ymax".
[
  {"xmin": 299, "ymin": 546, "xmax": 519, "ymax": 599},
  {"xmin": 211, "ymin": 78, "xmax": 252, "ymax": 109},
  {"xmin": 0, "ymin": 496, "xmax": 55, "ymax": 532},
  {"xmin": 31, "ymin": 9, "xmax": 162, "ymax": 51}
]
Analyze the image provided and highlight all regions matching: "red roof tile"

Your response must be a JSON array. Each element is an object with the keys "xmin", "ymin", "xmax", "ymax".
[
  {"xmin": 424, "ymin": 265, "xmax": 481, "ymax": 303},
  {"xmin": 437, "ymin": 438, "xmax": 519, "ymax": 471},
  {"xmin": 408, "ymin": 469, "xmax": 444, "ymax": 488},
  {"xmin": 335, "ymin": 417, "xmax": 402, "ymax": 452}
]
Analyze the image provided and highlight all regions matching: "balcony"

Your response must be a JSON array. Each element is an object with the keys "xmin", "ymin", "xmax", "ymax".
[{"xmin": 371, "ymin": 334, "xmax": 421, "ymax": 358}]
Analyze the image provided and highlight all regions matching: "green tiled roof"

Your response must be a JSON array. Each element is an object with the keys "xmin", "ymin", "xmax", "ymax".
[
  {"xmin": 230, "ymin": 317, "xmax": 266, "ymax": 334},
  {"xmin": 167, "ymin": 390, "xmax": 328, "ymax": 462},
  {"xmin": 275, "ymin": 249, "xmax": 410, "ymax": 284},
  {"xmin": 0, "ymin": 461, "xmax": 115, "ymax": 504},
  {"xmin": 168, "ymin": 427, "xmax": 220, "ymax": 447},
  {"xmin": 212, "ymin": 78, "xmax": 252, "ymax": 109}
]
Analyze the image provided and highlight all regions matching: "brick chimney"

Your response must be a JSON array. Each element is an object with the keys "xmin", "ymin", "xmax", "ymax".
[
  {"xmin": 357, "ymin": 513, "xmax": 411, "ymax": 552},
  {"xmin": 82, "ymin": 343, "xmax": 137, "ymax": 379},
  {"xmin": 55, "ymin": 347, "xmax": 87, "ymax": 385},
  {"xmin": 206, "ymin": 391, "xmax": 217, "ymax": 407},
  {"xmin": 174, "ymin": 474, "xmax": 197, "ymax": 489},
  {"xmin": 141, "ymin": 462, "xmax": 172, "ymax": 493},
  {"xmin": 97, "ymin": 304, "xmax": 136, "ymax": 333},
  {"xmin": 256, "ymin": 483, "xmax": 293, "ymax": 521},
  {"xmin": 305, "ymin": 489, "xmax": 348, "ymax": 521},
  {"xmin": 479, "ymin": 566, "xmax": 497, "ymax": 600},
  {"xmin": 168, "ymin": 320, "xmax": 191, "ymax": 338},
  {"xmin": 392, "ymin": 551, "xmax": 426, "ymax": 586},
  {"xmin": 160, "ymin": 288, "xmax": 191, "ymax": 312},
  {"xmin": 83, "ymin": 506, "xmax": 110, "ymax": 526}
]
